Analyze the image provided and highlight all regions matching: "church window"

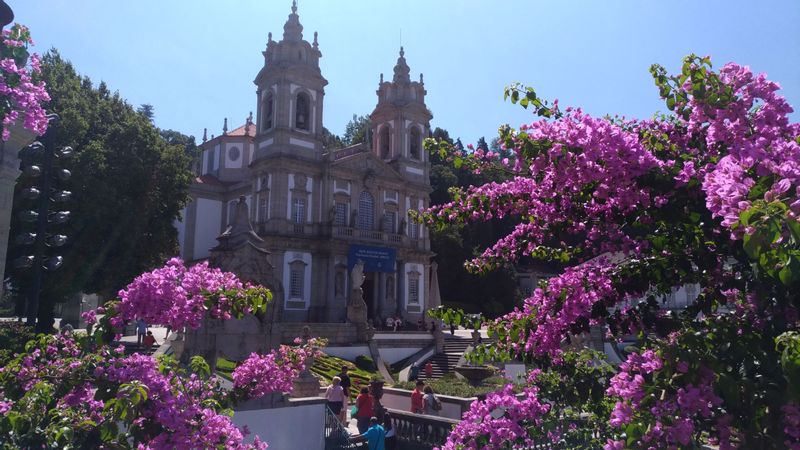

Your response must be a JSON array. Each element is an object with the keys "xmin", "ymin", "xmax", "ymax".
[
  {"xmin": 205, "ymin": 149, "xmax": 214, "ymax": 174},
  {"xmin": 334, "ymin": 202, "xmax": 348, "ymax": 226},
  {"xmin": 408, "ymin": 212, "xmax": 419, "ymax": 238},
  {"xmin": 410, "ymin": 127, "xmax": 421, "ymax": 159},
  {"xmin": 358, "ymin": 191, "xmax": 374, "ymax": 230},
  {"xmin": 383, "ymin": 211, "xmax": 396, "ymax": 233},
  {"xmin": 295, "ymin": 93, "xmax": 310, "ymax": 130},
  {"xmin": 380, "ymin": 126, "xmax": 390, "ymax": 159},
  {"xmin": 263, "ymin": 93, "xmax": 274, "ymax": 131},
  {"xmin": 408, "ymin": 277, "xmax": 419, "ymax": 304},
  {"xmin": 292, "ymin": 197, "xmax": 306, "ymax": 224},
  {"xmin": 289, "ymin": 262, "xmax": 305, "ymax": 299},
  {"xmin": 228, "ymin": 146, "xmax": 241, "ymax": 161},
  {"xmin": 258, "ymin": 194, "xmax": 268, "ymax": 222}
]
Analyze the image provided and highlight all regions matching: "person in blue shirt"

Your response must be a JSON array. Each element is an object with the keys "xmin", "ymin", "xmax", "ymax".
[{"xmin": 350, "ymin": 416, "xmax": 385, "ymax": 450}]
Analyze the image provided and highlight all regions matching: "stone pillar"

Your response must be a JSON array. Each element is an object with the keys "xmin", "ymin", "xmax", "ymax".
[{"xmin": 0, "ymin": 122, "xmax": 36, "ymax": 298}]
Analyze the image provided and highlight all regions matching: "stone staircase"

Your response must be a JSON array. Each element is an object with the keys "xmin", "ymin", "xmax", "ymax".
[
  {"xmin": 117, "ymin": 341, "xmax": 159, "ymax": 357},
  {"xmin": 419, "ymin": 337, "xmax": 472, "ymax": 380}
]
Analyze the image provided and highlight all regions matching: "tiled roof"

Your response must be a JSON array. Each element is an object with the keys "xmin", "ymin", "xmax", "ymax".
[{"xmin": 225, "ymin": 123, "xmax": 255, "ymax": 137}]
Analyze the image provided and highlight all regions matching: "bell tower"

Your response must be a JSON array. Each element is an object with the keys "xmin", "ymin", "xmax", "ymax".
[
  {"xmin": 253, "ymin": 1, "xmax": 327, "ymax": 161},
  {"xmin": 370, "ymin": 47, "xmax": 432, "ymax": 183}
]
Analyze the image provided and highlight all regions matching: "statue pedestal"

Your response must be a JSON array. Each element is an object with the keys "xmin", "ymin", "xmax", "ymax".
[
  {"xmin": 346, "ymin": 288, "xmax": 368, "ymax": 324},
  {"xmin": 291, "ymin": 354, "xmax": 320, "ymax": 398}
]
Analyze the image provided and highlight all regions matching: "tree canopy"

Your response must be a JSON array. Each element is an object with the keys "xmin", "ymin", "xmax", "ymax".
[{"xmin": 5, "ymin": 50, "xmax": 194, "ymax": 327}]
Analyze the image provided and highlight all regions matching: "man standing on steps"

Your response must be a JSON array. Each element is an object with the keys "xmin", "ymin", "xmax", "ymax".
[
  {"xmin": 338, "ymin": 365, "xmax": 352, "ymax": 404},
  {"xmin": 424, "ymin": 361, "xmax": 433, "ymax": 380}
]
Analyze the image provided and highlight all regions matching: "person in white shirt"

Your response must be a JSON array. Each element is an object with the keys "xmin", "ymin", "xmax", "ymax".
[{"xmin": 325, "ymin": 376, "xmax": 347, "ymax": 424}]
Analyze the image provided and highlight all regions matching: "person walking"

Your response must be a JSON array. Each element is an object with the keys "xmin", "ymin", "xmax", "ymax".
[
  {"xmin": 338, "ymin": 365, "xmax": 352, "ymax": 404},
  {"xmin": 355, "ymin": 387, "xmax": 374, "ymax": 434},
  {"xmin": 325, "ymin": 376, "xmax": 347, "ymax": 424},
  {"xmin": 383, "ymin": 412, "xmax": 397, "ymax": 450},
  {"xmin": 424, "ymin": 361, "xmax": 433, "ymax": 380},
  {"xmin": 349, "ymin": 416, "xmax": 385, "ymax": 450},
  {"xmin": 136, "ymin": 318, "xmax": 147, "ymax": 347},
  {"xmin": 410, "ymin": 380, "xmax": 425, "ymax": 414},
  {"xmin": 423, "ymin": 385, "xmax": 442, "ymax": 416}
]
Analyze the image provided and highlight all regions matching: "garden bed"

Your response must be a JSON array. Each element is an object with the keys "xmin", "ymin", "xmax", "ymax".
[{"xmin": 392, "ymin": 373, "xmax": 521, "ymax": 398}]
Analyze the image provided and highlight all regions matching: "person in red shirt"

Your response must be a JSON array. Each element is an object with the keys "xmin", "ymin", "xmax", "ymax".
[
  {"xmin": 355, "ymin": 387, "xmax": 374, "ymax": 434},
  {"xmin": 424, "ymin": 361, "xmax": 433, "ymax": 380},
  {"xmin": 142, "ymin": 331, "xmax": 157, "ymax": 349},
  {"xmin": 410, "ymin": 380, "xmax": 425, "ymax": 413}
]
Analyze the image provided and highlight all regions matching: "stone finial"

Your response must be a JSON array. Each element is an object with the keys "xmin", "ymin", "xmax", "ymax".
[
  {"xmin": 222, "ymin": 117, "xmax": 228, "ymax": 135},
  {"xmin": 420, "ymin": 73, "xmax": 424, "ymax": 83},
  {"xmin": 268, "ymin": 31, "xmax": 273, "ymax": 43},
  {"xmin": 393, "ymin": 46, "xmax": 411, "ymax": 84},
  {"xmin": 283, "ymin": 0, "xmax": 303, "ymax": 41},
  {"xmin": 313, "ymin": 31, "xmax": 318, "ymax": 49},
  {"xmin": 245, "ymin": 112, "xmax": 253, "ymax": 135},
  {"xmin": 202, "ymin": 128, "xmax": 207, "ymax": 143},
  {"xmin": 380, "ymin": 73, "xmax": 383, "ymax": 83}
]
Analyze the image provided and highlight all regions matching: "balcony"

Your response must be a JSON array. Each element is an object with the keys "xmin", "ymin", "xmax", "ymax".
[{"xmin": 332, "ymin": 226, "xmax": 427, "ymax": 250}]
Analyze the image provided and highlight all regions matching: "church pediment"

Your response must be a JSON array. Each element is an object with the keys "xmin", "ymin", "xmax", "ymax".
[{"xmin": 330, "ymin": 149, "xmax": 405, "ymax": 183}]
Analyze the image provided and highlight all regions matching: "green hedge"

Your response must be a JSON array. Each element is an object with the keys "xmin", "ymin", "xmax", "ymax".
[{"xmin": 393, "ymin": 373, "xmax": 519, "ymax": 398}]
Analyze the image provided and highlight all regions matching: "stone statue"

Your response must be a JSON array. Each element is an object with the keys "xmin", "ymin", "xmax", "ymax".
[
  {"xmin": 328, "ymin": 205, "xmax": 336, "ymax": 224},
  {"xmin": 399, "ymin": 218, "xmax": 407, "ymax": 235},
  {"xmin": 351, "ymin": 260, "xmax": 365, "ymax": 288},
  {"xmin": 347, "ymin": 260, "xmax": 368, "ymax": 325}
]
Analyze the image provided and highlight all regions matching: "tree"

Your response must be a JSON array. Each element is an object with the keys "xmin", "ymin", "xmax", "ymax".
[
  {"xmin": 425, "ymin": 55, "xmax": 800, "ymax": 449},
  {"xmin": 160, "ymin": 128, "xmax": 199, "ymax": 159},
  {"xmin": 5, "ymin": 50, "xmax": 194, "ymax": 329},
  {"xmin": 321, "ymin": 126, "xmax": 343, "ymax": 150},
  {"xmin": 137, "ymin": 103, "xmax": 154, "ymax": 122},
  {"xmin": 342, "ymin": 114, "xmax": 370, "ymax": 146},
  {"xmin": 428, "ymin": 128, "xmax": 521, "ymax": 317}
]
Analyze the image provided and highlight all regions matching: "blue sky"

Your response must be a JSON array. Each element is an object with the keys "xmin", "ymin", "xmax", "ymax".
[{"xmin": 12, "ymin": 0, "xmax": 800, "ymax": 145}]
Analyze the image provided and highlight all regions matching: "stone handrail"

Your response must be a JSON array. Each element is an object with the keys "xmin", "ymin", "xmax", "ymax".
[{"xmin": 386, "ymin": 408, "xmax": 458, "ymax": 449}]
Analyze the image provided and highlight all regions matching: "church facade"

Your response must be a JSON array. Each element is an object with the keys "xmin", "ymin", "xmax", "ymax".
[{"xmin": 177, "ymin": 3, "xmax": 437, "ymax": 325}]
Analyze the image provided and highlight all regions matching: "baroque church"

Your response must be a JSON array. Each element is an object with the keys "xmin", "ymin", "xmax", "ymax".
[{"xmin": 177, "ymin": 2, "xmax": 438, "ymax": 327}]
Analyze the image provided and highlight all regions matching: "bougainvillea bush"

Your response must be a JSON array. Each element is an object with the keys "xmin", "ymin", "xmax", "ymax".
[
  {"xmin": 0, "ymin": 24, "xmax": 50, "ymax": 140},
  {"xmin": 0, "ymin": 259, "xmax": 319, "ymax": 449},
  {"xmin": 424, "ymin": 55, "xmax": 800, "ymax": 449}
]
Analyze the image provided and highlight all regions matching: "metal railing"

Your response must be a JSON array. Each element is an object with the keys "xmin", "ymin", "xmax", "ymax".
[{"xmin": 324, "ymin": 406, "xmax": 362, "ymax": 450}]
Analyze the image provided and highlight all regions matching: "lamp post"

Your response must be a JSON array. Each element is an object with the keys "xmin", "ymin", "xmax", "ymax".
[{"xmin": 13, "ymin": 114, "xmax": 72, "ymax": 330}]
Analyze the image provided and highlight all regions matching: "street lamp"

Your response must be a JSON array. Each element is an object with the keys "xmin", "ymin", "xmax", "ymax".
[{"xmin": 12, "ymin": 113, "xmax": 73, "ymax": 330}]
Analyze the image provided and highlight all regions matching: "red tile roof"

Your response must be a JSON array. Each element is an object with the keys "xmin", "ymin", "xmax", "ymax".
[{"xmin": 226, "ymin": 123, "xmax": 255, "ymax": 137}]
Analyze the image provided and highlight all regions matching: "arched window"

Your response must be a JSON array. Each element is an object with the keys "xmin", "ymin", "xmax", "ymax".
[
  {"xmin": 295, "ymin": 93, "xmax": 309, "ymax": 130},
  {"xmin": 380, "ymin": 126, "xmax": 390, "ymax": 159},
  {"xmin": 357, "ymin": 191, "xmax": 374, "ymax": 230},
  {"xmin": 262, "ymin": 93, "xmax": 274, "ymax": 131},
  {"xmin": 409, "ymin": 127, "xmax": 421, "ymax": 160}
]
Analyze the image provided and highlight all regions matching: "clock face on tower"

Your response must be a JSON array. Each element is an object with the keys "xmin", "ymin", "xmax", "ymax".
[{"xmin": 228, "ymin": 146, "xmax": 241, "ymax": 161}]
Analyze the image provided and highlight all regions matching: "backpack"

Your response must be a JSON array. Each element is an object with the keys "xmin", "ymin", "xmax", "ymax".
[{"xmin": 432, "ymin": 395, "xmax": 442, "ymax": 411}]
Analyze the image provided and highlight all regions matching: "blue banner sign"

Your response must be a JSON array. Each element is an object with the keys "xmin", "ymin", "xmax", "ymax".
[{"xmin": 348, "ymin": 245, "xmax": 396, "ymax": 273}]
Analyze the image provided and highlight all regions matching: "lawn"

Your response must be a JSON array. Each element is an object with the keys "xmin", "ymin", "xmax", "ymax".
[
  {"xmin": 215, "ymin": 353, "xmax": 381, "ymax": 398},
  {"xmin": 393, "ymin": 373, "xmax": 520, "ymax": 398}
]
